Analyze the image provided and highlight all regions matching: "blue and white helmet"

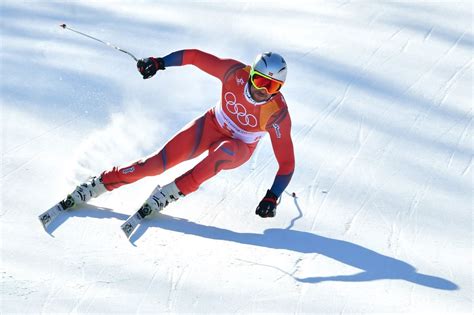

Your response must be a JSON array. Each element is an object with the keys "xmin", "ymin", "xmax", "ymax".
[{"xmin": 252, "ymin": 52, "xmax": 287, "ymax": 83}]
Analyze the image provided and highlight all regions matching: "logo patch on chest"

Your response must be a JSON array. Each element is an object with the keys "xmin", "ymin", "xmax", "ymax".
[{"xmin": 224, "ymin": 92, "xmax": 258, "ymax": 127}]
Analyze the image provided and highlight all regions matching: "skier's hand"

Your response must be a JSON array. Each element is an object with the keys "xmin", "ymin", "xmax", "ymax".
[
  {"xmin": 137, "ymin": 57, "xmax": 165, "ymax": 79},
  {"xmin": 256, "ymin": 190, "xmax": 278, "ymax": 218}
]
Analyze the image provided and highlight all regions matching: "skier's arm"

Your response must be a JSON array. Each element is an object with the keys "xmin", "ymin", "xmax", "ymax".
[
  {"xmin": 256, "ymin": 107, "xmax": 295, "ymax": 218},
  {"xmin": 162, "ymin": 49, "xmax": 244, "ymax": 82},
  {"xmin": 267, "ymin": 107, "xmax": 295, "ymax": 198}
]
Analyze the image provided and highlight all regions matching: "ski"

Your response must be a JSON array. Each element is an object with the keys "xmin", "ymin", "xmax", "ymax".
[
  {"xmin": 38, "ymin": 196, "xmax": 75, "ymax": 231},
  {"xmin": 120, "ymin": 210, "xmax": 144, "ymax": 239},
  {"xmin": 120, "ymin": 204, "xmax": 155, "ymax": 240},
  {"xmin": 38, "ymin": 204, "xmax": 64, "ymax": 230}
]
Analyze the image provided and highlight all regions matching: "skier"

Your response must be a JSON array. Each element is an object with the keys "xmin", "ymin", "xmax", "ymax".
[{"xmin": 67, "ymin": 49, "xmax": 295, "ymax": 219}]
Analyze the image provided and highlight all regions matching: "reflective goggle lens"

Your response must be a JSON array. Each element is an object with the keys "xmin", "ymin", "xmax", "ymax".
[{"xmin": 250, "ymin": 71, "xmax": 283, "ymax": 94}]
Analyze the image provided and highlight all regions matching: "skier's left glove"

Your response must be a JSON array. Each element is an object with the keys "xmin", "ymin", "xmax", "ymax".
[
  {"xmin": 137, "ymin": 57, "xmax": 165, "ymax": 79},
  {"xmin": 256, "ymin": 190, "xmax": 278, "ymax": 218}
]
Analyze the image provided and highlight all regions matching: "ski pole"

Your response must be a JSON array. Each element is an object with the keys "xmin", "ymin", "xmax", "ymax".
[{"xmin": 59, "ymin": 23, "xmax": 138, "ymax": 61}]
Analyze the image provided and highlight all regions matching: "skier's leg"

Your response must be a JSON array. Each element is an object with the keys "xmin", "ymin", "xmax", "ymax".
[
  {"xmin": 138, "ymin": 138, "xmax": 254, "ymax": 218},
  {"xmin": 175, "ymin": 138, "xmax": 256, "ymax": 195},
  {"xmin": 100, "ymin": 112, "xmax": 217, "ymax": 191}
]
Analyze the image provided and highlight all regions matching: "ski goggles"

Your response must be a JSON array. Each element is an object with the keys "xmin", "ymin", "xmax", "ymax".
[{"xmin": 250, "ymin": 69, "xmax": 284, "ymax": 94}]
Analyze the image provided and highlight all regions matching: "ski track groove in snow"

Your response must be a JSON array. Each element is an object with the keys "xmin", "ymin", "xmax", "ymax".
[
  {"xmin": 307, "ymin": 93, "xmax": 354, "ymax": 231},
  {"xmin": 297, "ymin": 95, "xmax": 339, "ymax": 145},
  {"xmin": 1, "ymin": 150, "xmax": 44, "ymax": 180},
  {"xmin": 2, "ymin": 115, "xmax": 84, "ymax": 155},
  {"xmin": 398, "ymin": 42, "xmax": 469, "ymax": 141},
  {"xmin": 388, "ymin": 211, "xmax": 402, "ymax": 254},
  {"xmin": 83, "ymin": 266, "xmax": 108, "ymax": 314},
  {"xmin": 166, "ymin": 264, "xmax": 190, "ymax": 312},
  {"xmin": 237, "ymin": 258, "xmax": 303, "ymax": 311},
  {"xmin": 390, "ymin": 27, "xmax": 405, "ymax": 40},
  {"xmin": 137, "ymin": 266, "xmax": 160, "ymax": 313},
  {"xmin": 39, "ymin": 277, "xmax": 62, "ymax": 314},
  {"xmin": 447, "ymin": 113, "xmax": 472, "ymax": 170},
  {"xmin": 461, "ymin": 157, "xmax": 472, "ymax": 177},
  {"xmin": 292, "ymin": 257, "xmax": 308, "ymax": 315},
  {"xmin": 445, "ymin": 29, "xmax": 469, "ymax": 58},
  {"xmin": 400, "ymin": 24, "xmax": 455, "ymax": 99},
  {"xmin": 344, "ymin": 190, "xmax": 371, "ymax": 235},
  {"xmin": 423, "ymin": 26, "xmax": 435, "ymax": 42},
  {"xmin": 70, "ymin": 281, "xmax": 93, "ymax": 314},
  {"xmin": 314, "ymin": 123, "xmax": 373, "ymax": 232},
  {"xmin": 437, "ymin": 59, "xmax": 472, "ymax": 107}
]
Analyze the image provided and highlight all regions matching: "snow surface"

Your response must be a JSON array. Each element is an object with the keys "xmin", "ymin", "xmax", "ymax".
[{"xmin": 1, "ymin": 1, "xmax": 472, "ymax": 314}]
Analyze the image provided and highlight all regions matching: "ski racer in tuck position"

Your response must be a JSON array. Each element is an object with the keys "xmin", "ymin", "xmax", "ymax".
[{"xmin": 68, "ymin": 49, "xmax": 295, "ymax": 219}]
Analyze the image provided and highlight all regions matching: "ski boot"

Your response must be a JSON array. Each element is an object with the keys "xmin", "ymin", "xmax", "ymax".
[
  {"xmin": 120, "ymin": 181, "xmax": 184, "ymax": 239},
  {"xmin": 65, "ymin": 176, "xmax": 107, "ymax": 210},
  {"xmin": 38, "ymin": 176, "xmax": 108, "ymax": 230},
  {"xmin": 138, "ymin": 181, "xmax": 184, "ymax": 218}
]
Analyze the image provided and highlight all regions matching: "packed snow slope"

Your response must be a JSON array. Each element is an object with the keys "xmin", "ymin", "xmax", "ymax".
[{"xmin": 1, "ymin": 1, "xmax": 472, "ymax": 314}]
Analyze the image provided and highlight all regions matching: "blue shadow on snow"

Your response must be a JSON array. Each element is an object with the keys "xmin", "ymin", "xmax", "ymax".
[
  {"xmin": 43, "ymin": 202, "xmax": 458, "ymax": 291},
  {"xmin": 132, "ymin": 214, "xmax": 458, "ymax": 291},
  {"xmin": 43, "ymin": 205, "xmax": 129, "ymax": 236}
]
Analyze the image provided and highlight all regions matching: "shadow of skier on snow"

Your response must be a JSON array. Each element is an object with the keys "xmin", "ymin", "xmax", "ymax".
[
  {"xmin": 132, "ymin": 214, "xmax": 458, "ymax": 291},
  {"xmin": 43, "ymin": 205, "xmax": 129, "ymax": 235},
  {"xmin": 44, "ymin": 202, "xmax": 458, "ymax": 291}
]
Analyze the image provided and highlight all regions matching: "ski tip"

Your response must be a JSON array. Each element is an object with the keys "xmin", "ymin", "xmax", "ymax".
[
  {"xmin": 121, "ymin": 223, "xmax": 134, "ymax": 239},
  {"xmin": 120, "ymin": 223, "xmax": 140, "ymax": 246},
  {"xmin": 38, "ymin": 213, "xmax": 51, "ymax": 230},
  {"xmin": 120, "ymin": 212, "xmax": 143, "ymax": 243},
  {"xmin": 38, "ymin": 216, "xmax": 55, "ymax": 237}
]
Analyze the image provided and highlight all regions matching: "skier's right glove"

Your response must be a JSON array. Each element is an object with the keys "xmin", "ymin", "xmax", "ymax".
[
  {"xmin": 255, "ymin": 190, "xmax": 278, "ymax": 218},
  {"xmin": 137, "ymin": 57, "xmax": 165, "ymax": 79}
]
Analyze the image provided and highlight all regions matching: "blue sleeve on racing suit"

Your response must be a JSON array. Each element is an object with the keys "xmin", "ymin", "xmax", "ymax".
[
  {"xmin": 270, "ymin": 172, "xmax": 293, "ymax": 198},
  {"xmin": 162, "ymin": 50, "xmax": 185, "ymax": 67}
]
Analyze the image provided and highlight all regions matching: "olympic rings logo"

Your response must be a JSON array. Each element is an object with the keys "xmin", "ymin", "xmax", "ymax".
[{"xmin": 224, "ymin": 92, "xmax": 257, "ymax": 127}]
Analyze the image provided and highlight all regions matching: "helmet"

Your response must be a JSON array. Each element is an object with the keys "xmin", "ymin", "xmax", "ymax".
[{"xmin": 252, "ymin": 52, "xmax": 287, "ymax": 83}]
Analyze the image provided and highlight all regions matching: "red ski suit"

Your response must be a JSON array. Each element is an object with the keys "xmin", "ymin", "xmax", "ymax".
[{"xmin": 101, "ymin": 49, "xmax": 295, "ymax": 197}]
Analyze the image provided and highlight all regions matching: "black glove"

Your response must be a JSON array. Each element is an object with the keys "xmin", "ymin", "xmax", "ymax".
[
  {"xmin": 256, "ymin": 190, "xmax": 278, "ymax": 218},
  {"xmin": 137, "ymin": 57, "xmax": 165, "ymax": 79}
]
